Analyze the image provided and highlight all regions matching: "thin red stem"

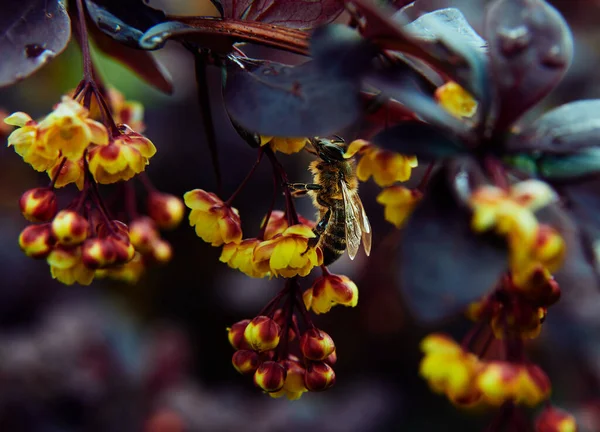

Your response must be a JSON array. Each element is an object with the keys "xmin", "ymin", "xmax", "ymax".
[
  {"xmin": 225, "ymin": 149, "xmax": 264, "ymax": 206},
  {"xmin": 265, "ymin": 148, "xmax": 300, "ymax": 226},
  {"xmin": 416, "ymin": 162, "xmax": 435, "ymax": 192},
  {"xmin": 48, "ymin": 157, "xmax": 67, "ymax": 188},
  {"xmin": 75, "ymin": 0, "xmax": 94, "ymax": 82},
  {"xmin": 258, "ymin": 168, "xmax": 278, "ymax": 240}
]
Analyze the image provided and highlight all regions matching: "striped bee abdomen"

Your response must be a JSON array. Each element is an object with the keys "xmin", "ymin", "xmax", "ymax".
[{"xmin": 317, "ymin": 199, "xmax": 347, "ymax": 266}]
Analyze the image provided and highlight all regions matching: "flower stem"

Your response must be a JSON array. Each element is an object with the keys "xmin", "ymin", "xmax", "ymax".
[
  {"xmin": 48, "ymin": 157, "xmax": 67, "ymax": 188},
  {"xmin": 75, "ymin": 0, "xmax": 94, "ymax": 82},
  {"xmin": 257, "ymin": 169, "xmax": 278, "ymax": 240},
  {"xmin": 265, "ymin": 148, "xmax": 299, "ymax": 226},
  {"xmin": 225, "ymin": 148, "xmax": 263, "ymax": 206}
]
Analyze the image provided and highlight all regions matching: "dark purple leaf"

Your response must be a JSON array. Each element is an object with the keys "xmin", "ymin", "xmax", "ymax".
[
  {"xmin": 349, "ymin": 0, "xmax": 489, "ymax": 104},
  {"xmin": 0, "ymin": 0, "xmax": 71, "ymax": 88},
  {"xmin": 90, "ymin": 24, "xmax": 173, "ymax": 93},
  {"xmin": 373, "ymin": 121, "xmax": 466, "ymax": 161},
  {"xmin": 398, "ymin": 159, "xmax": 507, "ymax": 322},
  {"xmin": 505, "ymin": 100, "xmax": 600, "ymax": 154},
  {"xmin": 223, "ymin": 57, "xmax": 361, "ymax": 136},
  {"xmin": 84, "ymin": 0, "xmax": 166, "ymax": 48},
  {"xmin": 485, "ymin": 0, "xmax": 573, "ymax": 130},
  {"xmin": 555, "ymin": 178, "xmax": 600, "ymax": 243},
  {"xmin": 310, "ymin": 24, "xmax": 378, "ymax": 78},
  {"xmin": 220, "ymin": 0, "xmax": 344, "ymax": 30},
  {"xmin": 404, "ymin": 8, "xmax": 487, "ymax": 53}
]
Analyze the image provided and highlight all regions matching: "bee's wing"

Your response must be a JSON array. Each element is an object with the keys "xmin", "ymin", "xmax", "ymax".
[
  {"xmin": 340, "ymin": 180, "xmax": 371, "ymax": 259},
  {"xmin": 353, "ymin": 192, "xmax": 372, "ymax": 256}
]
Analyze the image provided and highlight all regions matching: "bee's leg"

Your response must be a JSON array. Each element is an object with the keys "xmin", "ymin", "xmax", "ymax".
[{"xmin": 307, "ymin": 208, "xmax": 331, "ymax": 249}]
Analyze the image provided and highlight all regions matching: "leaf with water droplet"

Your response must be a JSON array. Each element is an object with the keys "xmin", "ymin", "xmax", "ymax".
[
  {"xmin": 84, "ymin": 0, "xmax": 166, "ymax": 49},
  {"xmin": 485, "ymin": 0, "xmax": 574, "ymax": 130},
  {"xmin": 0, "ymin": 0, "xmax": 70, "ymax": 88},
  {"xmin": 398, "ymin": 160, "xmax": 507, "ymax": 322},
  {"xmin": 506, "ymin": 100, "xmax": 600, "ymax": 154},
  {"xmin": 349, "ymin": 1, "xmax": 489, "ymax": 106},
  {"xmin": 223, "ymin": 57, "xmax": 361, "ymax": 136},
  {"xmin": 219, "ymin": 0, "xmax": 344, "ymax": 30}
]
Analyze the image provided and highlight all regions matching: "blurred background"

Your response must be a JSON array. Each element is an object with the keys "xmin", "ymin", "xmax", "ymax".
[{"xmin": 0, "ymin": 0, "xmax": 599, "ymax": 430}]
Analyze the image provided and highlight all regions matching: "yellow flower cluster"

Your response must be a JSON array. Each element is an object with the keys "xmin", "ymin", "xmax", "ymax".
[
  {"xmin": 303, "ymin": 273, "xmax": 359, "ymax": 315},
  {"xmin": 4, "ymin": 91, "xmax": 156, "ymax": 189},
  {"xmin": 184, "ymin": 191, "xmax": 323, "ymax": 278},
  {"xmin": 344, "ymin": 139, "xmax": 418, "ymax": 187},
  {"xmin": 469, "ymin": 180, "xmax": 565, "ymax": 289},
  {"xmin": 420, "ymin": 334, "xmax": 551, "ymax": 408}
]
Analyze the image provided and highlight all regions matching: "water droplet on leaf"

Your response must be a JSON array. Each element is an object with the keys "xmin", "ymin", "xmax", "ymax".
[
  {"xmin": 24, "ymin": 44, "xmax": 45, "ymax": 58},
  {"xmin": 498, "ymin": 26, "xmax": 531, "ymax": 57},
  {"xmin": 541, "ymin": 45, "xmax": 566, "ymax": 68}
]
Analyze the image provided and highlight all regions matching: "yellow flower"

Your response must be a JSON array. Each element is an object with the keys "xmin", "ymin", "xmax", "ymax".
[
  {"xmin": 469, "ymin": 181, "xmax": 564, "ymax": 286},
  {"xmin": 435, "ymin": 81, "xmax": 478, "ymax": 118},
  {"xmin": 259, "ymin": 136, "xmax": 309, "ymax": 154},
  {"xmin": 269, "ymin": 360, "xmax": 308, "ymax": 401},
  {"xmin": 376, "ymin": 186, "xmax": 422, "ymax": 228},
  {"xmin": 477, "ymin": 362, "xmax": 551, "ymax": 407},
  {"xmin": 262, "ymin": 210, "xmax": 315, "ymax": 240},
  {"xmin": 344, "ymin": 139, "xmax": 418, "ymax": 187},
  {"xmin": 37, "ymin": 96, "xmax": 109, "ymax": 161},
  {"xmin": 87, "ymin": 127, "xmax": 156, "ymax": 184},
  {"xmin": 419, "ymin": 334, "xmax": 482, "ymax": 406},
  {"xmin": 220, "ymin": 239, "xmax": 269, "ymax": 278},
  {"xmin": 5, "ymin": 112, "xmax": 60, "ymax": 171},
  {"xmin": 47, "ymin": 246, "xmax": 95, "ymax": 286},
  {"xmin": 184, "ymin": 189, "xmax": 243, "ymax": 247},
  {"xmin": 47, "ymin": 157, "xmax": 85, "ymax": 190},
  {"xmin": 303, "ymin": 273, "xmax": 358, "ymax": 314},
  {"xmin": 253, "ymin": 225, "xmax": 323, "ymax": 278}
]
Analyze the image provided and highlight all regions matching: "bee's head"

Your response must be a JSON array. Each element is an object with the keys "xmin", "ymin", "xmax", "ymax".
[{"xmin": 311, "ymin": 136, "xmax": 346, "ymax": 163}]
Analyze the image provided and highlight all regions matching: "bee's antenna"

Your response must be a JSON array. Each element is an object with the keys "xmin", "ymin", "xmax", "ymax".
[{"xmin": 331, "ymin": 135, "xmax": 345, "ymax": 144}]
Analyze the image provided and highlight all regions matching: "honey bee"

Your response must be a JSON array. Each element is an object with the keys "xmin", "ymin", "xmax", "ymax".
[{"xmin": 288, "ymin": 137, "xmax": 372, "ymax": 265}]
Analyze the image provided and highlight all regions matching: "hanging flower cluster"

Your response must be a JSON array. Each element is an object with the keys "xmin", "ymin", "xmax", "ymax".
[{"xmin": 6, "ymin": 81, "xmax": 183, "ymax": 285}]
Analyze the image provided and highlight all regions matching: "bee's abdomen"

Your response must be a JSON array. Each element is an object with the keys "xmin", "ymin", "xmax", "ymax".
[{"xmin": 317, "ymin": 203, "xmax": 346, "ymax": 266}]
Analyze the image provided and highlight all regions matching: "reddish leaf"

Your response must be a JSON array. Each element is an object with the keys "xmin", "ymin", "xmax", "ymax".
[
  {"xmin": 219, "ymin": 0, "xmax": 344, "ymax": 29},
  {"xmin": 0, "ymin": 0, "xmax": 71, "ymax": 88}
]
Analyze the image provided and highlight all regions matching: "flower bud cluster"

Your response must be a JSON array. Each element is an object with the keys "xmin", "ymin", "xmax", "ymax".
[
  {"xmin": 19, "ymin": 205, "xmax": 135, "ymax": 285},
  {"xmin": 228, "ymin": 314, "xmax": 337, "ymax": 399}
]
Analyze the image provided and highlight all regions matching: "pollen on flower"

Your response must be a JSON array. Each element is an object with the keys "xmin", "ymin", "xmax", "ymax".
[
  {"xmin": 344, "ymin": 139, "xmax": 418, "ymax": 187},
  {"xmin": 252, "ymin": 224, "xmax": 323, "ymax": 278},
  {"xmin": 184, "ymin": 189, "xmax": 243, "ymax": 246}
]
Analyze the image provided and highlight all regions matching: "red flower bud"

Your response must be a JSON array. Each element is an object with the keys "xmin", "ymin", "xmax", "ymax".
[
  {"xmin": 232, "ymin": 350, "xmax": 260, "ymax": 375},
  {"xmin": 51, "ymin": 210, "xmax": 89, "ymax": 246},
  {"xmin": 129, "ymin": 217, "xmax": 159, "ymax": 253},
  {"xmin": 148, "ymin": 192, "xmax": 185, "ymax": 230},
  {"xmin": 324, "ymin": 350, "xmax": 337, "ymax": 366},
  {"xmin": 81, "ymin": 238, "xmax": 117, "ymax": 269},
  {"xmin": 228, "ymin": 319, "xmax": 251, "ymax": 350},
  {"xmin": 19, "ymin": 224, "xmax": 54, "ymax": 258},
  {"xmin": 304, "ymin": 361, "xmax": 336, "ymax": 391},
  {"xmin": 535, "ymin": 406, "xmax": 577, "ymax": 432},
  {"xmin": 300, "ymin": 328, "xmax": 336, "ymax": 361},
  {"xmin": 254, "ymin": 361, "xmax": 287, "ymax": 392},
  {"xmin": 244, "ymin": 316, "xmax": 281, "ymax": 352},
  {"xmin": 19, "ymin": 188, "xmax": 57, "ymax": 222}
]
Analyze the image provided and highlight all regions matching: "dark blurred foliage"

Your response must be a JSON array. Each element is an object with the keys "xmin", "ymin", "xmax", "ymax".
[{"xmin": 0, "ymin": 0, "xmax": 599, "ymax": 431}]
